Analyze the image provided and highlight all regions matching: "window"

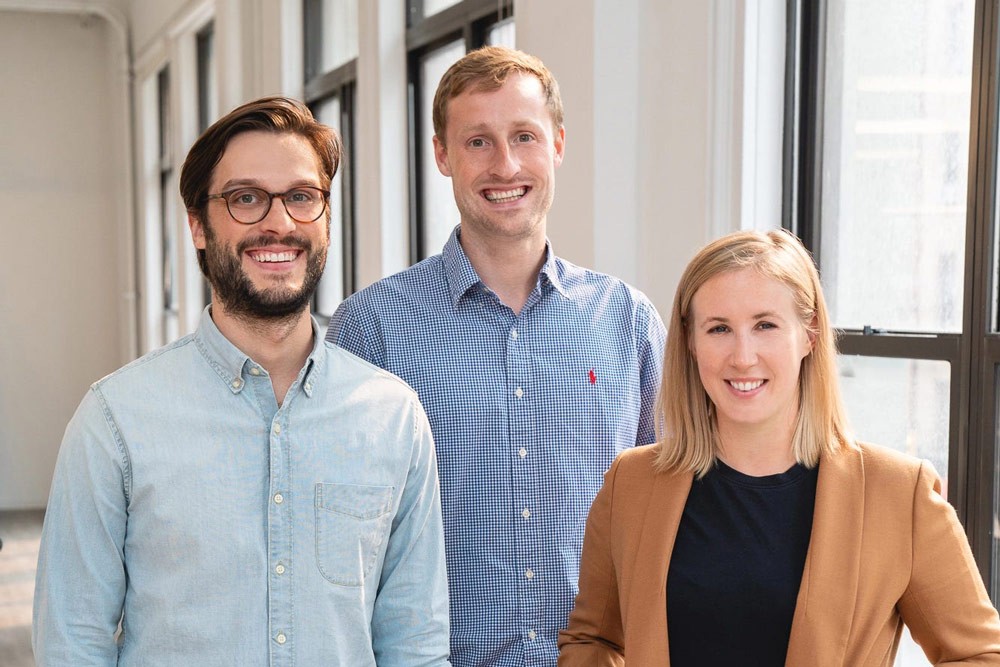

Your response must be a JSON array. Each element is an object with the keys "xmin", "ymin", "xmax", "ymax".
[
  {"xmin": 304, "ymin": 0, "xmax": 358, "ymax": 317},
  {"xmin": 157, "ymin": 66, "xmax": 180, "ymax": 345},
  {"xmin": 786, "ymin": 0, "xmax": 997, "ymax": 638},
  {"xmin": 405, "ymin": 0, "xmax": 514, "ymax": 261}
]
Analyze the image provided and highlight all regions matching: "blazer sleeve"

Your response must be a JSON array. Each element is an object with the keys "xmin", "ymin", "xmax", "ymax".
[
  {"xmin": 897, "ymin": 462, "xmax": 1000, "ymax": 665},
  {"xmin": 558, "ymin": 457, "xmax": 626, "ymax": 666}
]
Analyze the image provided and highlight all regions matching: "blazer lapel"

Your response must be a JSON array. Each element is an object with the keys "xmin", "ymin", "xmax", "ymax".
[
  {"xmin": 627, "ymin": 469, "xmax": 693, "ymax": 663},
  {"xmin": 786, "ymin": 444, "xmax": 865, "ymax": 665}
]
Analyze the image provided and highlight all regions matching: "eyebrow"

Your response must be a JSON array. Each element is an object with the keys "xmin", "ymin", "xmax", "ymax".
[
  {"xmin": 218, "ymin": 178, "xmax": 322, "ymax": 191},
  {"xmin": 456, "ymin": 119, "xmax": 547, "ymax": 135},
  {"xmin": 698, "ymin": 311, "xmax": 784, "ymax": 326}
]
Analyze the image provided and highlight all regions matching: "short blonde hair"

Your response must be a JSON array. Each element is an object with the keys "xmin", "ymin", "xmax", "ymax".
[
  {"xmin": 432, "ymin": 45, "xmax": 563, "ymax": 142},
  {"xmin": 654, "ymin": 229, "xmax": 851, "ymax": 477}
]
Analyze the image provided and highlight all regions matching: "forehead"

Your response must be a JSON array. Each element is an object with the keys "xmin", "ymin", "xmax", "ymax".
[
  {"xmin": 211, "ymin": 131, "xmax": 322, "ymax": 188},
  {"xmin": 445, "ymin": 72, "xmax": 554, "ymax": 134},
  {"xmin": 692, "ymin": 269, "xmax": 799, "ymax": 317}
]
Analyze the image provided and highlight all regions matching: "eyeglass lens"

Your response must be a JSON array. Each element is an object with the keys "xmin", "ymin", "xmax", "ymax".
[{"xmin": 225, "ymin": 187, "xmax": 325, "ymax": 223}]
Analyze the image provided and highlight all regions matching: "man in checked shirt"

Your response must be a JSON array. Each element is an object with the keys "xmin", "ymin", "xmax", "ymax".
[{"xmin": 328, "ymin": 46, "xmax": 665, "ymax": 665}]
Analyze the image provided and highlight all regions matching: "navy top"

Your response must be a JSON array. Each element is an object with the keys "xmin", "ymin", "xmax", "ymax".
[{"xmin": 667, "ymin": 459, "xmax": 819, "ymax": 666}]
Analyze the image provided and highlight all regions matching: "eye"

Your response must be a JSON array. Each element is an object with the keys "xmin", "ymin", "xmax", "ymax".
[
  {"xmin": 468, "ymin": 137, "xmax": 487, "ymax": 148},
  {"xmin": 707, "ymin": 324, "xmax": 730, "ymax": 334},
  {"xmin": 285, "ymin": 188, "xmax": 318, "ymax": 203},
  {"xmin": 515, "ymin": 133, "xmax": 534, "ymax": 143},
  {"xmin": 228, "ymin": 188, "xmax": 266, "ymax": 206},
  {"xmin": 756, "ymin": 321, "xmax": 777, "ymax": 330}
]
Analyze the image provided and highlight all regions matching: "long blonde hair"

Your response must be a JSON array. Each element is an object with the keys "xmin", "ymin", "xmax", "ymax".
[{"xmin": 654, "ymin": 229, "xmax": 851, "ymax": 477}]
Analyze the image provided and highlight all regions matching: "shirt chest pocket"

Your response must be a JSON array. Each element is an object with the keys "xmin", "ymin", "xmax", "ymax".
[{"xmin": 314, "ymin": 483, "xmax": 395, "ymax": 587}]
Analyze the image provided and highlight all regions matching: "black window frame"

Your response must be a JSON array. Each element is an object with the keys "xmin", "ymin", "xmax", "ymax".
[
  {"xmin": 303, "ymin": 0, "xmax": 358, "ymax": 308},
  {"xmin": 784, "ymin": 0, "xmax": 1000, "ymax": 595},
  {"xmin": 405, "ymin": 0, "xmax": 514, "ymax": 263}
]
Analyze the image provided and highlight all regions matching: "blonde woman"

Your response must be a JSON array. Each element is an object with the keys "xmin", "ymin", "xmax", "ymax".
[{"xmin": 559, "ymin": 229, "xmax": 1000, "ymax": 665}]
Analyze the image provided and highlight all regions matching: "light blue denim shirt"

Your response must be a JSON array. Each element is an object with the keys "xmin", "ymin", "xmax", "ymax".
[{"xmin": 33, "ymin": 308, "xmax": 450, "ymax": 666}]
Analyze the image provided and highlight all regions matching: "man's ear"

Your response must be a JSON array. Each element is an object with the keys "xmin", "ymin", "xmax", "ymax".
[
  {"xmin": 433, "ymin": 135, "xmax": 452, "ymax": 177},
  {"xmin": 188, "ymin": 210, "xmax": 207, "ymax": 250},
  {"xmin": 553, "ymin": 125, "xmax": 566, "ymax": 168}
]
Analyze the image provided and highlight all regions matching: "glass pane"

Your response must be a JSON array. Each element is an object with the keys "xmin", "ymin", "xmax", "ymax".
[
  {"xmin": 423, "ymin": 0, "xmax": 462, "ymax": 18},
  {"xmin": 420, "ymin": 40, "xmax": 464, "ymax": 258},
  {"xmin": 320, "ymin": 0, "xmax": 358, "ymax": 72},
  {"xmin": 839, "ymin": 354, "xmax": 949, "ymax": 666},
  {"xmin": 314, "ymin": 96, "xmax": 345, "ymax": 316},
  {"xmin": 820, "ymin": 0, "xmax": 974, "ymax": 333},
  {"xmin": 837, "ymin": 355, "xmax": 950, "ymax": 492},
  {"xmin": 487, "ymin": 18, "xmax": 515, "ymax": 47}
]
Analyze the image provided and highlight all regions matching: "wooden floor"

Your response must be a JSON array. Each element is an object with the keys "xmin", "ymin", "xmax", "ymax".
[{"xmin": 0, "ymin": 509, "xmax": 43, "ymax": 667}]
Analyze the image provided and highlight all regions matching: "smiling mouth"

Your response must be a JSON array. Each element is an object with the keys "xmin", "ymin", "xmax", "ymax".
[
  {"xmin": 728, "ymin": 380, "xmax": 765, "ymax": 392},
  {"xmin": 483, "ymin": 186, "xmax": 527, "ymax": 203},
  {"xmin": 247, "ymin": 250, "xmax": 300, "ymax": 263}
]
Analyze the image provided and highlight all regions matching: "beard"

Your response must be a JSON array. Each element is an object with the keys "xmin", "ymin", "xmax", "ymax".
[{"xmin": 201, "ymin": 227, "xmax": 327, "ymax": 322}]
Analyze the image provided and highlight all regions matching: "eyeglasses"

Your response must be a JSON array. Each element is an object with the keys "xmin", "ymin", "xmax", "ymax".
[{"xmin": 206, "ymin": 186, "xmax": 330, "ymax": 224}]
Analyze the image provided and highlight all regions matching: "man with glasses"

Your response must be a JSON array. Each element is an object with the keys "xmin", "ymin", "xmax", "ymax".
[
  {"xmin": 33, "ymin": 96, "xmax": 449, "ymax": 666},
  {"xmin": 328, "ymin": 47, "xmax": 665, "ymax": 665}
]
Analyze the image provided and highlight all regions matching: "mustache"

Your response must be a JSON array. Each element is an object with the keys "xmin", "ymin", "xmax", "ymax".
[{"xmin": 235, "ymin": 234, "xmax": 311, "ymax": 254}]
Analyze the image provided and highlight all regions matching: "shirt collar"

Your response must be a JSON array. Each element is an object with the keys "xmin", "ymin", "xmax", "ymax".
[
  {"xmin": 194, "ymin": 306, "xmax": 323, "ymax": 396},
  {"xmin": 441, "ymin": 225, "xmax": 568, "ymax": 308}
]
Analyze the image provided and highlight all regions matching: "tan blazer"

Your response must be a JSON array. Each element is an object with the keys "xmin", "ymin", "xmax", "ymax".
[{"xmin": 558, "ymin": 442, "xmax": 1000, "ymax": 666}]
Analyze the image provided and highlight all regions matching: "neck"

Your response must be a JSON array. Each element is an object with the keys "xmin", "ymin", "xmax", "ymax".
[
  {"xmin": 715, "ymin": 413, "xmax": 798, "ymax": 476},
  {"xmin": 459, "ymin": 225, "xmax": 547, "ymax": 314},
  {"xmin": 209, "ymin": 302, "xmax": 314, "ymax": 406}
]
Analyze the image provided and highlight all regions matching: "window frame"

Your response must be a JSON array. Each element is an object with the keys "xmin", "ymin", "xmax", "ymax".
[
  {"xmin": 405, "ymin": 0, "xmax": 514, "ymax": 262},
  {"xmin": 783, "ymin": 0, "xmax": 1000, "ymax": 592},
  {"xmin": 303, "ymin": 0, "xmax": 359, "ymax": 310}
]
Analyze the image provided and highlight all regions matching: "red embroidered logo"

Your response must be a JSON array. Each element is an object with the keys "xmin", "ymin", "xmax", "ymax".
[{"xmin": 588, "ymin": 369, "xmax": 597, "ymax": 385}]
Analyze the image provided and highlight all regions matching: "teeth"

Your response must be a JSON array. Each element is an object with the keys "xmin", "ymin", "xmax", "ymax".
[
  {"xmin": 485, "ymin": 187, "xmax": 526, "ymax": 203},
  {"xmin": 730, "ymin": 380, "xmax": 764, "ymax": 392},
  {"xmin": 252, "ymin": 251, "xmax": 297, "ymax": 263}
]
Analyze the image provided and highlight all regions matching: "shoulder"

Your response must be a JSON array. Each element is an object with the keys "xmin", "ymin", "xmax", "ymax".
[
  {"xmin": 609, "ymin": 444, "xmax": 667, "ymax": 484},
  {"xmin": 856, "ymin": 441, "xmax": 926, "ymax": 481},
  {"xmin": 555, "ymin": 256, "xmax": 655, "ymax": 308},
  {"xmin": 552, "ymin": 256, "xmax": 663, "ymax": 335},
  {"xmin": 341, "ymin": 256, "xmax": 447, "ymax": 313},
  {"xmin": 829, "ymin": 441, "xmax": 931, "ymax": 501},
  {"xmin": 91, "ymin": 334, "xmax": 198, "ymax": 395},
  {"xmin": 320, "ymin": 341, "xmax": 419, "ymax": 399}
]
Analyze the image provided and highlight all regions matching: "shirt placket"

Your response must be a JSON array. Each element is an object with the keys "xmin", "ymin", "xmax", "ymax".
[
  {"xmin": 506, "ymin": 310, "xmax": 544, "ymax": 659},
  {"xmin": 250, "ymin": 365, "xmax": 294, "ymax": 667}
]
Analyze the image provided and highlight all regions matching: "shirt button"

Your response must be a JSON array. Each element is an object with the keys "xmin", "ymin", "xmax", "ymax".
[
  {"xmin": 275, "ymin": 563, "xmax": 286, "ymax": 575},
  {"xmin": 305, "ymin": 382, "xmax": 313, "ymax": 392},
  {"xmin": 250, "ymin": 367, "xmax": 261, "ymax": 376},
  {"xmin": 231, "ymin": 379, "xmax": 242, "ymax": 389},
  {"xmin": 273, "ymin": 493, "xmax": 284, "ymax": 504},
  {"xmin": 275, "ymin": 632, "xmax": 287, "ymax": 645},
  {"xmin": 528, "ymin": 629, "xmax": 537, "ymax": 640},
  {"xmin": 514, "ymin": 387, "xmax": 524, "ymax": 398},
  {"xmin": 525, "ymin": 568, "xmax": 534, "ymax": 580},
  {"xmin": 511, "ymin": 328, "xmax": 519, "ymax": 339},
  {"xmin": 519, "ymin": 447, "xmax": 527, "ymax": 458},
  {"xmin": 273, "ymin": 423, "xmax": 281, "ymax": 435},
  {"xmin": 521, "ymin": 508, "xmax": 531, "ymax": 519}
]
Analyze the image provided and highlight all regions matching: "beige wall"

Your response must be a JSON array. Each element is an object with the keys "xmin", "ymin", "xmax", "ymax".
[{"xmin": 0, "ymin": 9, "xmax": 129, "ymax": 509}]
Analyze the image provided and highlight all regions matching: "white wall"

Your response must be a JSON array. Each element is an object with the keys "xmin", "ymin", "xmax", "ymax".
[
  {"xmin": 0, "ymin": 8, "xmax": 130, "ymax": 509},
  {"xmin": 516, "ymin": 0, "xmax": 764, "ymax": 315}
]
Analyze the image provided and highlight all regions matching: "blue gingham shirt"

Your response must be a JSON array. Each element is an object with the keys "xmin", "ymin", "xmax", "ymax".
[
  {"xmin": 33, "ymin": 308, "xmax": 450, "ymax": 666},
  {"xmin": 327, "ymin": 227, "xmax": 665, "ymax": 666}
]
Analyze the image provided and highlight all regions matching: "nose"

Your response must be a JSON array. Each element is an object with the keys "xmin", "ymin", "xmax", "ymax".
[
  {"xmin": 490, "ymin": 141, "xmax": 520, "ymax": 180},
  {"xmin": 256, "ymin": 195, "xmax": 298, "ymax": 235},
  {"xmin": 730, "ymin": 332, "xmax": 758, "ymax": 369}
]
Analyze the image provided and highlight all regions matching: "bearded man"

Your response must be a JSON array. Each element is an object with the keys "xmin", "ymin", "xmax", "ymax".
[{"xmin": 32, "ymin": 96, "xmax": 450, "ymax": 667}]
